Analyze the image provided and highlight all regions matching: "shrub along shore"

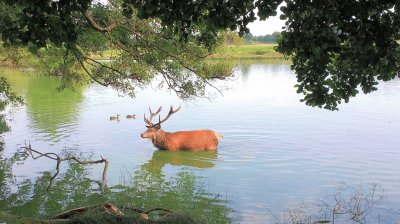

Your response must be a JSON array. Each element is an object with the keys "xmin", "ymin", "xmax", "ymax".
[
  {"xmin": 0, "ymin": 211, "xmax": 204, "ymax": 224},
  {"xmin": 0, "ymin": 43, "xmax": 290, "ymax": 69},
  {"xmin": 90, "ymin": 43, "xmax": 289, "ymax": 61}
]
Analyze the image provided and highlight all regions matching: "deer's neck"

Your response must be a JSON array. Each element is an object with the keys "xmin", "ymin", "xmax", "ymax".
[{"xmin": 152, "ymin": 130, "xmax": 168, "ymax": 149}]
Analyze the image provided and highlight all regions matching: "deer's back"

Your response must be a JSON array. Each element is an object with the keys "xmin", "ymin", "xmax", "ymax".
[{"xmin": 163, "ymin": 130, "xmax": 220, "ymax": 151}]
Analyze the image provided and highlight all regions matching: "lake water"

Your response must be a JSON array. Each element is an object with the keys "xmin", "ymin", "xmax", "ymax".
[{"xmin": 1, "ymin": 63, "xmax": 400, "ymax": 223}]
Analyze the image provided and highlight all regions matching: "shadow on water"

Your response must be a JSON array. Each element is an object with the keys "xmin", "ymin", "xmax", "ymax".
[
  {"xmin": 0, "ymin": 145, "xmax": 231, "ymax": 223},
  {"xmin": 0, "ymin": 146, "xmax": 104, "ymax": 216},
  {"xmin": 25, "ymin": 77, "xmax": 84, "ymax": 142},
  {"xmin": 111, "ymin": 150, "xmax": 231, "ymax": 223},
  {"xmin": 2, "ymin": 144, "xmax": 398, "ymax": 223},
  {"xmin": 1, "ymin": 69, "xmax": 84, "ymax": 142}
]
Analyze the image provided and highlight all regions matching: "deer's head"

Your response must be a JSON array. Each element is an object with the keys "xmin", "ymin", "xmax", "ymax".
[{"xmin": 141, "ymin": 105, "xmax": 181, "ymax": 139}]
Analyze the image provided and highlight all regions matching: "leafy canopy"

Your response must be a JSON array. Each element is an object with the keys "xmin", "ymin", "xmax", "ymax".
[
  {"xmin": 131, "ymin": 0, "xmax": 400, "ymax": 110},
  {"xmin": 2, "ymin": 0, "xmax": 400, "ymax": 110},
  {"xmin": 1, "ymin": 0, "xmax": 233, "ymax": 100},
  {"xmin": 277, "ymin": 0, "xmax": 400, "ymax": 110}
]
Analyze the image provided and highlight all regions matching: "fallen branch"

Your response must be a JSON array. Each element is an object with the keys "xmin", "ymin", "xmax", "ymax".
[
  {"xmin": 50, "ymin": 203, "xmax": 174, "ymax": 223},
  {"xmin": 121, "ymin": 206, "xmax": 173, "ymax": 215},
  {"xmin": 21, "ymin": 143, "xmax": 109, "ymax": 194}
]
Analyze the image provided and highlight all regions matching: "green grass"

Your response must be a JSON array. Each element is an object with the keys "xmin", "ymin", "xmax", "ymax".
[
  {"xmin": 89, "ymin": 49, "xmax": 122, "ymax": 60},
  {"xmin": 0, "ymin": 211, "xmax": 206, "ymax": 224},
  {"xmin": 68, "ymin": 211, "xmax": 205, "ymax": 224},
  {"xmin": 0, "ymin": 212, "xmax": 48, "ymax": 224},
  {"xmin": 0, "ymin": 44, "xmax": 289, "ymax": 69},
  {"xmin": 0, "ymin": 43, "xmax": 288, "ymax": 66},
  {"xmin": 89, "ymin": 44, "xmax": 288, "ymax": 61},
  {"xmin": 211, "ymin": 43, "xmax": 288, "ymax": 60}
]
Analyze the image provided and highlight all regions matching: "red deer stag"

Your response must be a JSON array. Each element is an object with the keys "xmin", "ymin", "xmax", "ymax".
[{"xmin": 141, "ymin": 105, "xmax": 223, "ymax": 151}]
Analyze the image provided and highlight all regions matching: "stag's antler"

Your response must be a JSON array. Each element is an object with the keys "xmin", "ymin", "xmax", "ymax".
[
  {"xmin": 144, "ymin": 105, "xmax": 181, "ymax": 127},
  {"xmin": 154, "ymin": 105, "xmax": 181, "ymax": 126},
  {"xmin": 144, "ymin": 106, "xmax": 162, "ymax": 127}
]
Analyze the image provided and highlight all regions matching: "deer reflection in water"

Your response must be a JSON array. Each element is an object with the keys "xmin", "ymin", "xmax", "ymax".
[{"xmin": 143, "ymin": 150, "xmax": 218, "ymax": 174}]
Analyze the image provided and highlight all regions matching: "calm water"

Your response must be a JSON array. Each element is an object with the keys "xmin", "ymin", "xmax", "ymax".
[{"xmin": 1, "ymin": 64, "xmax": 400, "ymax": 223}]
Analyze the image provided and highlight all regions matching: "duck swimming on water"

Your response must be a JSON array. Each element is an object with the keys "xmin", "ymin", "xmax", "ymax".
[
  {"xmin": 126, "ymin": 114, "xmax": 136, "ymax": 119},
  {"xmin": 110, "ymin": 114, "xmax": 120, "ymax": 121}
]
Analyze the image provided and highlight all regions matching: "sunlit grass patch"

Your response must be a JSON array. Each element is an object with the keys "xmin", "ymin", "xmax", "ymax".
[
  {"xmin": 210, "ymin": 43, "xmax": 288, "ymax": 60},
  {"xmin": 0, "ymin": 211, "xmax": 205, "ymax": 224},
  {"xmin": 88, "ymin": 44, "xmax": 288, "ymax": 61},
  {"xmin": 0, "ymin": 212, "xmax": 47, "ymax": 224}
]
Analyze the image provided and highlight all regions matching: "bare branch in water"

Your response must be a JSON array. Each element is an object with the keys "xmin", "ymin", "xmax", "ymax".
[{"xmin": 21, "ymin": 142, "xmax": 109, "ymax": 194}]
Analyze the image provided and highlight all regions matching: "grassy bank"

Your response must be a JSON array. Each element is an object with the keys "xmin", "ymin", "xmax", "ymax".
[
  {"xmin": 0, "ymin": 211, "xmax": 205, "ymax": 224},
  {"xmin": 89, "ymin": 49, "xmax": 122, "ymax": 60},
  {"xmin": 211, "ymin": 43, "xmax": 287, "ymax": 60},
  {"xmin": 89, "ymin": 44, "xmax": 288, "ymax": 61},
  {"xmin": 0, "ymin": 213, "xmax": 46, "ymax": 224},
  {"xmin": 0, "ymin": 44, "xmax": 288, "ymax": 68}
]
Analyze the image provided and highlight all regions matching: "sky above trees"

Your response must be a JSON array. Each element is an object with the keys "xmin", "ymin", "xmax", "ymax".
[{"xmin": 248, "ymin": 9, "xmax": 285, "ymax": 35}]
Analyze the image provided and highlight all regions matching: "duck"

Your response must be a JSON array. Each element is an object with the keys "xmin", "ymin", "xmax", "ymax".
[
  {"xmin": 110, "ymin": 114, "xmax": 120, "ymax": 121},
  {"xmin": 126, "ymin": 114, "xmax": 136, "ymax": 119}
]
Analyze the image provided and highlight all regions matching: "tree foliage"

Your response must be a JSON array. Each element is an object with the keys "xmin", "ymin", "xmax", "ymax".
[
  {"xmin": 243, "ymin": 32, "xmax": 282, "ymax": 43},
  {"xmin": 277, "ymin": 0, "xmax": 400, "ymax": 110},
  {"xmin": 130, "ymin": 0, "xmax": 400, "ymax": 110},
  {"xmin": 127, "ymin": 0, "xmax": 281, "ymax": 46},
  {"xmin": 1, "ymin": 0, "xmax": 400, "ymax": 110},
  {"xmin": 1, "ymin": 0, "xmax": 233, "ymax": 101},
  {"xmin": 0, "ymin": 77, "xmax": 23, "ymax": 134}
]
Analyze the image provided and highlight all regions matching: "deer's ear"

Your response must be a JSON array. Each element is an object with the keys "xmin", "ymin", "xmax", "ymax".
[{"xmin": 155, "ymin": 124, "xmax": 161, "ymax": 130}]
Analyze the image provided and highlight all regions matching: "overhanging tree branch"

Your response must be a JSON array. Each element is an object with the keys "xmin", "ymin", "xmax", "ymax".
[
  {"xmin": 100, "ymin": 28, "xmax": 226, "ymax": 98},
  {"xmin": 82, "ymin": 9, "xmax": 117, "ymax": 32}
]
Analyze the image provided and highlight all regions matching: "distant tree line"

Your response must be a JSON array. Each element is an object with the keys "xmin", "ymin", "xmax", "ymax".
[{"xmin": 243, "ymin": 31, "xmax": 282, "ymax": 43}]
